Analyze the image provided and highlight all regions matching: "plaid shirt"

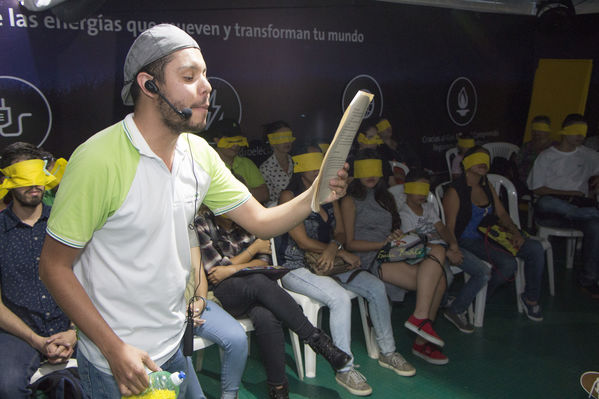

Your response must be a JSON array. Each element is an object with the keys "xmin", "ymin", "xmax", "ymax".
[{"xmin": 194, "ymin": 212, "xmax": 270, "ymax": 274}]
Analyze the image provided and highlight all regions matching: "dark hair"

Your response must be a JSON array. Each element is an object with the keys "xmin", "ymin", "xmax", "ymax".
[
  {"xmin": 130, "ymin": 53, "xmax": 175, "ymax": 105},
  {"xmin": 405, "ymin": 168, "xmax": 430, "ymax": 183},
  {"xmin": 532, "ymin": 115, "xmax": 551, "ymax": 126},
  {"xmin": 0, "ymin": 142, "xmax": 45, "ymax": 169},
  {"xmin": 263, "ymin": 120, "xmax": 290, "ymax": 137},
  {"xmin": 347, "ymin": 149, "xmax": 400, "ymax": 230},
  {"xmin": 562, "ymin": 113, "xmax": 585, "ymax": 128}
]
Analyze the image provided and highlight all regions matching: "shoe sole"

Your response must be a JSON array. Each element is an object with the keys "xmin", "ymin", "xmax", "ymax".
[
  {"xmin": 519, "ymin": 295, "xmax": 543, "ymax": 322},
  {"xmin": 378, "ymin": 359, "xmax": 416, "ymax": 377},
  {"xmin": 404, "ymin": 321, "xmax": 445, "ymax": 347},
  {"xmin": 411, "ymin": 348, "xmax": 449, "ymax": 365},
  {"xmin": 443, "ymin": 311, "xmax": 475, "ymax": 334},
  {"xmin": 335, "ymin": 375, "xmax": 373, "ymax": 396}
]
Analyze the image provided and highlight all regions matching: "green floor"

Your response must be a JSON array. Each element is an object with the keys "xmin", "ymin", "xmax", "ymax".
[{"xmin": 195, "ymin": 245, "xmax": 599, "ymax": 398}]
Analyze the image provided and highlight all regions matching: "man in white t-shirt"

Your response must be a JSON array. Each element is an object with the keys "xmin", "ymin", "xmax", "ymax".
[
  {"xmin": 38, "ymin": 24, "xmax": 348, "ymax": 399},
  {"xmin": 528, "ymin": 114, "xmax": 599, "ymax": 298}
]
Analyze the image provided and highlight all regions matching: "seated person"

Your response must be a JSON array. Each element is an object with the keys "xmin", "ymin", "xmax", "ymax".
[
  {"xmin": 347, "ymin": 121, "xmax": 394, "ymax": 186},
  {"xmin": 185, "ymin": 245, "xmax": 248, "ymax": 399},
  {"xmin": 340, "ymin": 149, "xmax": 449, "ymax": 365},
  {"xmin": 259, "ymin": 120, "xmax": 296, "ymax": 205},
  {"xmin": 513, "ymin": 115, "xmax": 554, "ymax": 193},
  {"xmin": 278, "ymin": 146, "xmax": 415, "ymax": 396},
  {"xmin": 376, "ymin": 117, "xmax": 422, "ymax": 173},
  {"xmin": 206, "ymin": 118, "xmax": 269, "ymax": 204},
  {"xmin": 397, "ymin": 169, "xmax": 490, "ymax": 334},
  {"xmin": 450, "ymin": 133, "xmax": 475, "ymax": 180},
  {"xmin": 445, "ymin": 146, "xmax": 546, "ymax": 321},
  {"xmin": 528, "ymin": 113, "xmax": 599, "ymax": 298},
  {"xmin": 0, "ymin": 142, "xmax": 78, "ymax": 398},
  {"xmin": 194, "ymin": 206, "xmax": 351, "ymax": 399}
]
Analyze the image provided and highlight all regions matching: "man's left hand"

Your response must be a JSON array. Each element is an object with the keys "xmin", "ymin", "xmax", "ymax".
[{"xmin": 44, "ymin": 330, "xmax": 76, "ymax": 364}]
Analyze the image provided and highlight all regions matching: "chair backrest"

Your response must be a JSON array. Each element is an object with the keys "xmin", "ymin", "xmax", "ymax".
[
  {"xmin": 388, "ymin": 183, "xmax": 405, "ymax": 212},
  {"xmin": 434, "ymin": 181, "xmax": 451, "ymax": 224},
  {"xmin": 482, "ymin": 142, "xmax": 519, "ymax": 162},
  {"xmin": 445, "ymin": 147, "xmax": 459, "ymax": 180},
  {"xmin": 486, "ymin": 173, "xmax": 521, "ymax": 229}
]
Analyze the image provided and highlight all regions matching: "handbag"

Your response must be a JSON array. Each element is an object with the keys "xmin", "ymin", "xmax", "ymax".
[
  {"xmin": 477, "ymin": 214, "xmax": 529, "ymax": 256},
  {"xmin": 376, "ymin": 232, "xmax": 428, "ymax": 264},
  {"xmin": 303, "ymin": 251, "xmax": 357, "ymax": 276}
]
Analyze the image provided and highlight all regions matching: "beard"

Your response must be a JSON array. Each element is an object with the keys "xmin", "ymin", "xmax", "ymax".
[
  {"xmin": 158, "ymin": 99, "xmax": 206, "ymax": 135},
  {"xmin": 12, "ymin": 187, "xmax": 44, "ymax": 208}
]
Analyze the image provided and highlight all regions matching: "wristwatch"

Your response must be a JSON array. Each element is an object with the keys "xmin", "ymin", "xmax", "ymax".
[{"xmin": 333, "ymin": 240, "xmax": 344, "ymax": 250}]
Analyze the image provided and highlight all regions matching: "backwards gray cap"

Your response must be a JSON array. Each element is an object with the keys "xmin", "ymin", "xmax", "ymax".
[{"xmin": 121, "ymin": 23, "xmax": 200, "ymax": 106}]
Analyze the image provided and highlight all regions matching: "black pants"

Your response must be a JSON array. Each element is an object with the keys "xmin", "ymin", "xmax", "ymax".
[{"xmin": 214, "ymin": 273, "xmax": 316, "ymax": 385}]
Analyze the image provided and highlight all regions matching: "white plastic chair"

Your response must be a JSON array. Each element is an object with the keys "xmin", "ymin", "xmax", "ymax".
[
  {"xmin": 445, "ymin": 147, "xmax": 459, "ymax": 180},
  {"xmin": 536, "ymin": 225, "xmax": 583, "ymax": 272},
  {"xmin": 482, "ymin": 142, "xmax": 519, "ymax": 162},
  {"xmin": 30, "ymin": 358, "xmax": 78, "ymax": 384},
  {"xmin": 486, "ymin": 174, "xmax": 554, "ymax": 297},
  {"xmin": 271, "ymin": 238, "xmax": 379, "ymax": 379}
]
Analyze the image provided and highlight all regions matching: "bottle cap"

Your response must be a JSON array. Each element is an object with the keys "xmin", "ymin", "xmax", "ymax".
[{"xmin": 170, "ymin": 371, "xmax": 186, "ymax": 386}]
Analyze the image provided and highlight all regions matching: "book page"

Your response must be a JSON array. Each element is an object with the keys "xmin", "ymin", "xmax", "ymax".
[{"xmin": 311, "ymin": 90, "xmax": 374, "ymax": 211}]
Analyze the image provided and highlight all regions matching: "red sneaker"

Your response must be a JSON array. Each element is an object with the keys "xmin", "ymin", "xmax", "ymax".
[
  {"xmin": 412, "ymin": 342, "xmax": 449, "ymax": 365},
  {"xmin": 404, "ymin": 315, "xmax": 445, "ymax": 347}
]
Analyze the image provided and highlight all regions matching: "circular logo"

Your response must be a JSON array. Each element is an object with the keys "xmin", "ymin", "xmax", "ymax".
[
  {"xmin": 0, "ymin": 76, "xmax": 52, "ymax": 147},
  {"xmin": 206, "ymin": 77, "xmax": 242, "ymax": 130},
  {"xmin": 342, "ymin": 75, "xmax": 383, "ymax": 119},
  {"xmin": 447, "ymin": 77, "xmax": 477, "ymax": 127}
]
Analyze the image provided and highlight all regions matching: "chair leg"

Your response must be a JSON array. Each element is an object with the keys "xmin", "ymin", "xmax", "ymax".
[
  {"xmin": 566, "ymin": 238, "xmax": 575, "ymax": 270},
  {"xmin": 546, "ymin": 245, "xmax": 555, "ymax": 296},
  {"xmin": 195, "ymin": 349, "xmax": 205, "ymax": 372},
  {"xmin": 289, "ymin": 330, "xmax": 304, "ymax": 381},
  {"xmin": 473, "ymin": 284, "xmax": 487, "ymax": 328},
  {"xmin": 357, "ymin": 297, "xmax": 379, "ymax": 359},
  {"xmin": 303, "ymin": 306, "xmax": 321, "ymax": 378}
]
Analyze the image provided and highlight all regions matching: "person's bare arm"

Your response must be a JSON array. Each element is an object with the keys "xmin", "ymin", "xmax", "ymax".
[
  {"xmin": 442, "ymin": 187, "xmax": 465, "ymax": 264},
  {"xmin": 39, "ymin": 235, "xmax": 159, "ymax": 396},
  {"xmin": 0, "ymin": 288, "xmax": 47, "ymax": 353},
  {"xmin": 228, "ymin": 165, "xmax": 348, "ymax": 239}
]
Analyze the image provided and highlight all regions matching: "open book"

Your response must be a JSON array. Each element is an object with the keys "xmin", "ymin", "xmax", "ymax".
[{"xmin": 311, "ymin": 90, "xmax": 374, "ymax": 212}]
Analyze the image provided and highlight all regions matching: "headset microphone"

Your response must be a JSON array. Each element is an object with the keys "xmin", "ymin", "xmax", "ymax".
[{"xmin": 144, "ymin": 80, "xmax": 192, "ymax": 119}]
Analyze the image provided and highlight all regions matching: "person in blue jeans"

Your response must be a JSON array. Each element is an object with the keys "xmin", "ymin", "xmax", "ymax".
[
  {"xmin": 278, "ymin": 146, "xmax": 415, "ymax": 397},
  {"xmin": 444, "ymin": 146, "xmax": 546, "ymax": 321},
  {"xmin": 528, "ymin": 113, "xmax": 599, "ymax": 298},
  {"xmin": 397, "ymin": 168, "xmax": 490, "ymax": 334}
]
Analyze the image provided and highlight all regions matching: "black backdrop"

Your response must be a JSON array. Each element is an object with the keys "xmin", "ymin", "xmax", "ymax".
[{"xmin": 1, "ymin": 0, "xmax": 598, "ymax": 173}]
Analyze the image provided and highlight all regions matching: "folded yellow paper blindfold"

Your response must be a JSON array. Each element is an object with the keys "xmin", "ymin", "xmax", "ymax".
[
  {"xmin": 46, "ymin": 157, "xmax": 68, "ymax": 190},
  {"xmin": 531, "ymin": 122, "xmax": 551, "ymax": 133},
  {"xmin": 217, "ymin": 136, "xmax": 249, "ymax": 148},
  {"xmin": 376, "ymin": 119, "xmax": 391, "ymax": 132},
  {"xmin": 354, "ymin": 159, "xmax": 383, "ymax": 178},
  {"xmin": 462, "ymin": 152, "xmax": 490, "ymax": 170},
  {"xmin": 0, "ymin": 159, "xmax": 55, "ymax": 199},
  {"xmin": 292, "ymin": 152, "xmax": 323, "ymax": 173},
  {"xmin": 267, "ymin": 130, "xmax": 296, "ymax": 145},
  {"xmin": 457, "ymin": 138, "xmax": 475, "ymax": 149},
  {"xmin": 357, "ymin": 133, "xmax": 383, "ymax": 145},
  {"xmin": 404, "ymin": 182, "xmax": 430, "ymax": 196},
  {"xmin": 561, "ymin": 123, "xmax": 587, "ymax": 137}
]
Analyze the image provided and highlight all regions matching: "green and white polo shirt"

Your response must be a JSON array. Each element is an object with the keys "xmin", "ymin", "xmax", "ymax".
[{"xmin": 47, "ymin": 114, "xmax": 250, "ymax": 373}]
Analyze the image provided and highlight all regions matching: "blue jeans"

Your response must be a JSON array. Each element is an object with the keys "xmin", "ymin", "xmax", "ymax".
[
  {"xmin": 193, "ymin": 299, "xmax": 247, "ymax": 399},
  {"xmin": 449, "ymin": 248, "xmax": 492, "ymax": 314},
  {"xmin": 282, "ymin": 268, "xmax": 396, "ymax": 372},
  {"xmin": 459, "ymin": 237, "xmax": 545, "ymax": 302},
  {"xmin": 77, "ymin": 343, "xmax": 205, "ymax": 399},
  {"xmin": 536, "ymin": 195, "xmax": 599, "ymax": 285},
  {"xmin": 0, "ymin": 330, "xmax": 42, "ymax": 399}
]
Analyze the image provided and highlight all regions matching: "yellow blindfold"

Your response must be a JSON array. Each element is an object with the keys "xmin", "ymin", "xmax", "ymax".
[
  {"xmin": 560, "ymin": 123, "xmax": 587, "ymax": 137},
  {"xmin": 354, "ymin": 159, "xmax": 383, "ymax": 178},
  {"xmin": 462, "ymin": 152, "xmax": 490, "ymax": 170},
  {"xmin": 457, "ymin": 138, "xmax": 475, "ymax": 149},
  {"xmin": 46, "ymin": 157, "xmax": 68, "ymax": 190},
  {"xmin": 217, "ymin": 136, "xmax": 249, "ymax": 148},
  {"xmin": 357, "ymin": 133, "xmax": 383, "ymax": 145},
  {"xmin": 404, "ymin": 182, "xmax": 430, "ymax": 196},
  {"xmin": 267, "ymin": 130, "xmax": 296, "ymax": 145},
  {"xmin": 531, "ymin": 122, "xmax": 551, "ymax": 133},
  {"xmin": 292, "ymin": 152, "xmax": 323, "ymax": 173},
  {"xmin": 0, "ymin": 159, "xmax": 55, "ymax": 199},
  {"xmin": 376, "ymin": 119, "xmax": 391, "ymax": 132}
]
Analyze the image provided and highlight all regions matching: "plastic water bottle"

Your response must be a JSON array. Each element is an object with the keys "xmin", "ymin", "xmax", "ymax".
[{"xmin": 122, "ymin": 370, "xmax": 186, "ymax": 399}]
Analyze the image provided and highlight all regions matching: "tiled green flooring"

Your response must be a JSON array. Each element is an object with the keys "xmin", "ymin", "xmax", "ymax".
[{"xmin": 195, "ymin": 248, "xmax": 599, "ymax": 398}]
